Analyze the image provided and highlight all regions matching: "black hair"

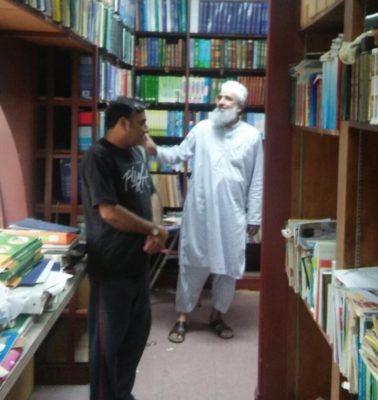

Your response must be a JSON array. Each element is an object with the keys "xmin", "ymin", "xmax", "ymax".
[{"xmin": 105, "ymin": 97, "xmax": 147, "ymax": 130}]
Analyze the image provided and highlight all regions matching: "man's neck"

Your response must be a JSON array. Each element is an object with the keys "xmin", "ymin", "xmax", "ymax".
[{"xmin": 105, "ymin": 129, "xmax": 130, "ymax": 149}]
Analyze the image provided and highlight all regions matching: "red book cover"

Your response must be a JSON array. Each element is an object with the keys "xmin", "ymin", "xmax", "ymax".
[{"xmin": 79, "ymin": 111, "xmax": 93, "ymax": 126}]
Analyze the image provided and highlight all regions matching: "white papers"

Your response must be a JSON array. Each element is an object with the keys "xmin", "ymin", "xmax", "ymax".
[{"xmin": 334, "ymin": 266, "xmax": 378, "ymax": 290}]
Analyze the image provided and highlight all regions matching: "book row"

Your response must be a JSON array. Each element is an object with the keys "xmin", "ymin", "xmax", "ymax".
[
  {"xmin": 136, "ymin": 0, "xmax": 268, "ymax": 35},
  {"xmin": 22, "ymin": 0, "xmax": 135, "ymax": 29},
  {"xmin": 135, "ymin": 37, "xmax": 267, "ymax": 70},
  {"xmin": 151, "ymin": 174, "xmax": 183, "ymax": 208},
  {"xmin": 135, "ymin": 75, "xmax": 266, "ymax": 106},
  {"xmin": 145, "ymin": 110, "xmax": 185, "ymax": 137},
  {"xmin": 190, "ymin": 0, "xmax": 268, "ymax": 35},
  {"xmin": 21, "ymin": 0, "xmax": 135, "ymax": 60},
  {"xmin": 135, "ymin": 37, "xmax": 185, "ymax": 68},
  {"xmin": 187, "ymin": 111, "xmax": 265, "ymax": 138},
  {"xmin": 290, "ymin": 30, "xmax": 378, "ymax": 130},
  {"xmin": 190, "ymin": 38, "xmax": 266, "ymax": 70},
  {"xmin": 282, "ymin": 219, "xmax": 378, "ymax": 397},
  {"xmin": 0, "ymin": 232, "xmax": 42, "ymax": 288},
  {"xmin": 150, "ymin": 154, "xmax": 187, "ymax": 172},
  {"xmin": 57, "ymin": 157, "xmax": 183, "ymax": 202},
  {"xmin": 79, "ymin": 56, "xmax": 133, "ymax": 101},
  {"xmin": 136, "ymin": 0, "xmax": 187, "ymax": 33},
  {"xmin": 78, "ymin": 108, "xmax": 265, "ymax": 153}
]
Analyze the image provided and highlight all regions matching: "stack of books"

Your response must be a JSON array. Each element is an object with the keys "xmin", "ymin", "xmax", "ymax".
[
  {"xmin": 0, "ymin": 231, "xmax": 42, "ymax": 288},
  {"xmin": 7, "ymin": 218, "xmax": 80, "ymax": 254}
]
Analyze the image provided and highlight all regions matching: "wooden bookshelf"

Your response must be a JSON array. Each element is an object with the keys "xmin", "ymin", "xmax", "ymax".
[
  {"xmin": 0, "ymin": 0, "xmax": 92, "ymax": 50},
  {"xmin": 135, "ymin": 0, "xmax": 267, "ymax": 280},
  {"xmin": 0, "ymin": 0, "xmax": 134, "ymax": 387},
  {"xmin": 257, "ymin": 0, "xmax": 378, "ymax": 399}
]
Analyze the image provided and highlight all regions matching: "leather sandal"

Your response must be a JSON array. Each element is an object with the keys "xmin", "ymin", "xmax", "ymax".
[
  {"xmin": 209, "ymin": 318, "xmax": 234, "ymax": 339},
  {"xmin": 168, "ymin": 320, "xmax": 188, "ymax": 343}
]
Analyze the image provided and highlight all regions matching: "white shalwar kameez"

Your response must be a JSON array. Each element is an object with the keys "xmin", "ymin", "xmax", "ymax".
[{"xmin": 157, "ymin": 118, "xmax": 263, "ymax": 312}]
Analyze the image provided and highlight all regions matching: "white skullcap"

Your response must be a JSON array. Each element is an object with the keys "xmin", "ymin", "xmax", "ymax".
[{"xmin": 220, "ymin": 80, "xmax": 248, "ymax": 105}]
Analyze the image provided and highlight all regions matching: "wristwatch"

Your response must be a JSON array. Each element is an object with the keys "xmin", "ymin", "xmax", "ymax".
[{"xmin": 151, "ymin": 226, "xmax": 160, "ymax": 237}]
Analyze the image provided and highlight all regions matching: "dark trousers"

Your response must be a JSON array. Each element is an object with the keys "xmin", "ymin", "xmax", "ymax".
[{"xmin": 88, "ymin": 272, "xmax": 151, "ymax": 400}]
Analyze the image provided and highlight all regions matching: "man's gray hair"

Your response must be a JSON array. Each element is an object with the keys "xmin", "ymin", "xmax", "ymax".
[{"xmin": 220, "ymin": 80, "xmax": 248, "ymax": 106}]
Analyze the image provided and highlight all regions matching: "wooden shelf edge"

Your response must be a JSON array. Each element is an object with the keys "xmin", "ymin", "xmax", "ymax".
[
  {"xmin": 348, "ymin": 121, "xmax": 378, "ymax": 133},
  {"xmin": 189, "ymin": 33, "xmax": 267, "ymax": 40},
  {"xmin": 135, "ymin": 66, "xmax": 186, "ymax": 74},
  {"xmin": 0, "ymin": 0, "xmax": 93, "ymax": 51},
  {"xmin": 295, "ymin": 121, "xmax": 378, "ymax": 135},
  {"xmin": 136, "ymin": 31, "xmax": 186, "ymax": 38},
  {"xmin": 37, "ymin": 97, "xmax": 94, "ymax": 106},
  {"xmin": 189, "ymin": 68, "xmax": 266, "ymax": 76},
  {"xmin": 293, "ymin": 124, "xmax": 340, "ymax": 136},
  {"xmin": 300, "ymin": 0, "xmax": 344, "ymax": 33},
  {"xmin": 135, "ymin": 31, "xmax": 267, "ymax": 40}
]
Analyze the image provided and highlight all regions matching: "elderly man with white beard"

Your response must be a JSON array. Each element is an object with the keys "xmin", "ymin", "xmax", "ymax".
[{"xmin": 143, "ymin": 80, "xmax": 264, "ymax": 343}]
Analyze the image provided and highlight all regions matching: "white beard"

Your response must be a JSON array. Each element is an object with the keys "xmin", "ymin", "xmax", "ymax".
[{"xmin": 209, "ymin": 106, "xmax": 239, "ymax": 128}]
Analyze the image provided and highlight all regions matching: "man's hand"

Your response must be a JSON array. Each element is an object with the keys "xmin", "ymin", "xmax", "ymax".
[
  {"xmin": 247, "ymin": 225, "xmax": 260, "ymax": 242},
  {"xmin": 143, "ymin": 226, "xmax": 168, "ymax": 255},
  {"xmin": 142, "ymin": 134, "xmax": 158, "ymax": 157}
]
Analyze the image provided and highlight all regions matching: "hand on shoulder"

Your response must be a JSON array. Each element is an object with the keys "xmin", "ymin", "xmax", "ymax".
[{"xmin": 142, "ymin": 134, "xmax": 157, "ymax": 156}]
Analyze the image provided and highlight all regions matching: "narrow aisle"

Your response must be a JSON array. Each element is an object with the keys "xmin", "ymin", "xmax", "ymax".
[{"xmin": 30, "ymin": 289, "xmax": 259, "ymax": 400}]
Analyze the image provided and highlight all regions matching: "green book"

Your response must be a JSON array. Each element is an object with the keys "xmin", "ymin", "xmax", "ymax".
[
  {"xmin": 5, "ymin": 314, "xmax": 34, "ymax": 336},
  {"xmin": 0, "ymin": 232, "xmax": 41, "ymax": 269}
]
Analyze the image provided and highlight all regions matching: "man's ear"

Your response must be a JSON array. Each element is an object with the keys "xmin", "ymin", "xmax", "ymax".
[{"xmin": 119, "ymin": 116, "xmax": 130, "ymax": 131}]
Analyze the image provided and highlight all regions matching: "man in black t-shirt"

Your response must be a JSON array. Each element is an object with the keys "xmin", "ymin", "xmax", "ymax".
[{"xmin": 80, "ymin": 97, "xmax": 167, "ymax": 400}]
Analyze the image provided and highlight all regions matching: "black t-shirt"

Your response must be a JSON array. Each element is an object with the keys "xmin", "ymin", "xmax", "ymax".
[{"xmin": 80, "ymin": 139, "xmax": 155, "ymax": 279}]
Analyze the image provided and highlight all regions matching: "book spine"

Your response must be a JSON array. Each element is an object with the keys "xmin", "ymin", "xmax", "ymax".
[{"xmin": 79, "ymin": 55, "xmax": 93, "ymax": 99}]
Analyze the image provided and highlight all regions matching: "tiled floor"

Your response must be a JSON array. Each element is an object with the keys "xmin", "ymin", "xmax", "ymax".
[{"xmin": 29, "ymin": 289, "xmax": 259, "ymax": 400}]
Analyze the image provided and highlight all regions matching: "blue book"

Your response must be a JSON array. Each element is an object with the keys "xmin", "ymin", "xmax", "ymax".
[
  {"xmin": 19, "ymin": 258, "xmax": 55, "ymax": 286},
  {"xmin": 308, "ymin": 73, "xmax": 318, "ymax": 128},
  {"xmin": 79, "ymin": 55, "xmax": 93, "ymax": 99},
  {"xmin": 237, "ymin": 2, "xmax": 245, "ymax": 34},
  {"xmin": 218, "ymin": 2, "xmax": 227, "ymax": 33},
  {"xmin": 206, "ymin": 2, "xmax": 216, "ymax": 33},
  {"xmin": 161, "ymin": 0, "xmax": 167, "ymax": 32},
  {"xmin": 228, "ymin": 3, "xmax": 237, "ymax": 34},
  {"xmin": 251, "ymin": 3, "xmax": 260, "ymax": 35},
  {"xmin": 78, "ymin": 126, "xmax": 93, "ymax": 152},
  {"xmin": 174, "ymin": 111, "xmax": 183, "ymax": 137},
  {"xmin": 0, "ymin": 332, "xmax": 18, "ymax": 363},
  {"xmin": 171, "ymin": 0, "xmax": 179, "ymax": 32},
  {"xmin": 260, "ymin": 2, "xmax": 269, "ymax": 35},
  {"xmin": 198, "ymin": 39, "xmax": 210, "ymax": 68},
  {"xmin": 9, "ymin": 218, "xmax": 80, "ymax": 233},
  {"xmin": 152, "ymin": 37, "xmax": 159, "ymax": 67},
  {"xmin": 60, "ymin": 159, "xmax": 71, "ymax": 203},
  {"xmin": 199, "ymin": 1, "xmax": 209, "ymax": 33}
]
